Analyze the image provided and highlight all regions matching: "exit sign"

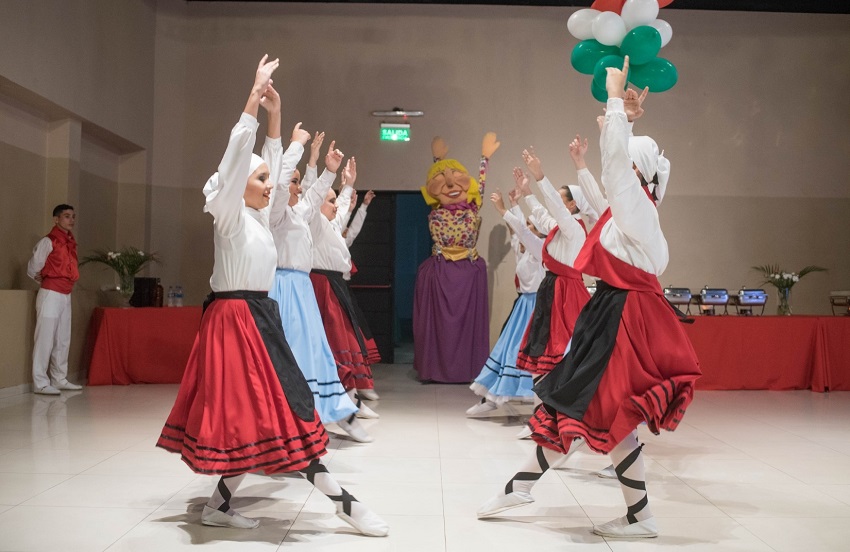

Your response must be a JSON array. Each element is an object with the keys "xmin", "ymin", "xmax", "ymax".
[{"xmin": 380, "ymin": 123, "xmax": 410, "ymax": 142}]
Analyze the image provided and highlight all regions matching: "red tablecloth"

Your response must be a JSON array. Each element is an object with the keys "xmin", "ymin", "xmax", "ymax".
[
  {"xmin": 84, "ymin": 307, "xmax": 202, "ymax": 385},
  {"xmin": 684, "ymin": 316, "xmax": 850, "ymax": 392}
]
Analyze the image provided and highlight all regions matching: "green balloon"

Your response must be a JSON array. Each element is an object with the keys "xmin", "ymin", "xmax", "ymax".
[
  {"xmin": 619, "ymin": 26, "xmax": 662, "ymax": 66},
  {"xmin": 571, "ymin": 39, "xmax": 620, "ymax": 75},
  {"xmin": 593, "ymin": 55, "xmax": 628, "ymax": 89},
  {"xmin": 629, "ymin": 57, "xmax": 678, "ymax": 92},
  {"xmin": 591, "ymin": 80, "xmax": 608, "ymax": 103}
]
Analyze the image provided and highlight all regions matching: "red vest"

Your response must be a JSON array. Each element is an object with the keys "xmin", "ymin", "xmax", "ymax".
[{"xmin": 41, "ymin": 226, "xmax": 79, "ymax": 294}]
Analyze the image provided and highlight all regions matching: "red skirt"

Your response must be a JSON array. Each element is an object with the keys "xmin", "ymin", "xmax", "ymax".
[
  {"xmin": 156, "ymin": 298, "xmax": 328, "ymax": 475},
  {"xmin": 530, "ymin": 290, "xmax": 700, "ymax": 454},
  {"xmin": 310, "ymin": 273, "xmax": 375, "ymax": 390},
  {"xmin": 516, "ymin": 275, "xmax": 589, "ymax": 375}
]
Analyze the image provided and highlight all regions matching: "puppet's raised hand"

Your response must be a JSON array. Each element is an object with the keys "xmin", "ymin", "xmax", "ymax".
[
  {"xmin": 482, "ymin": 132, "xmax": 501, "ymax": 158},
  {"xmin": 431, "ymin": 137, "xmax": 449, "ymax": 162}
]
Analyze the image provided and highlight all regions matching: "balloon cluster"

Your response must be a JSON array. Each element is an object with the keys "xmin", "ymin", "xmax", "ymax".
[{"xmin": 568, "ymin": 0, "xmax": 678, "ymax": 102}]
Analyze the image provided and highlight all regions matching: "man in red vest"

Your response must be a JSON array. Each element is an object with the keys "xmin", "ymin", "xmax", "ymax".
[{"xmin": 26, "ymin": 204, "xmax": 83, "ymax": 395}]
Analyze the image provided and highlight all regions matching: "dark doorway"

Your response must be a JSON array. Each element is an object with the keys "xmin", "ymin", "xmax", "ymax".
[{"xmin": 347, "ymin": 191, "xmax": 432, "ymax": 364}]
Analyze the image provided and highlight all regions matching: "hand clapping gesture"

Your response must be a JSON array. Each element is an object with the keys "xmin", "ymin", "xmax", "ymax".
[{"xmin": 246, "ymin": 54, "xmax": 280, "ymax": 117}]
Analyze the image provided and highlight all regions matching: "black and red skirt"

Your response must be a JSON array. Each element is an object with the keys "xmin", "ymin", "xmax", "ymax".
[
  {"xmin": 516, "ymin": 271, "xmax": 589, "ymax": 375},
  {"xmin": 156, "ymin": 291, "xmax": 329, "ymax": 475},
  {"xmin": 310, "ymin": 270, "xmax": 375, "ymax": 390},
  {"xmin": 530, "ymin": 282, "xmax": 701, "ymax": 454}
]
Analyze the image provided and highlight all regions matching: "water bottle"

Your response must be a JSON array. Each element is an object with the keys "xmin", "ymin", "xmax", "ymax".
[
  {"xmin": 175, "ymin": 285, "xmax": 184, "ymax": 307},
  {"xmin": 167, "ymin": 286, "xmax": 175, "ymax": 307}
]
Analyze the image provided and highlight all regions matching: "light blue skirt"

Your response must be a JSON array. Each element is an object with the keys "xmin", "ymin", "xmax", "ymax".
[
  {"xmin": 470, "ymin": 292, "xmax": 536, "ymax": 404},
  {"xmin": 271, "ymin": 269, "xmax": 357, "ymax": 423}
]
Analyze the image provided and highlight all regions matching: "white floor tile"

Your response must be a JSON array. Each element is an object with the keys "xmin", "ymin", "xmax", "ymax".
[
  {"xmin": 2, "ymin": 368, "xmax": 850, "ymax": 550},
  {"xmin": 0, "ymin": 505, "xmax": 151, "ymax": 552}
]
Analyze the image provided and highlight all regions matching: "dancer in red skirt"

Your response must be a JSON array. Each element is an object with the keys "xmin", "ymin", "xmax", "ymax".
[
  {"xmin": 478, "ymin": 58, "xmax": 700, "ymax": 539},
  {"xmin": 309, "ymin": 159, "xmax": 379, "ymax": 418},
  {"xmin": 156, "ymin": 57, "xmax": 387, "ymax": 536}
]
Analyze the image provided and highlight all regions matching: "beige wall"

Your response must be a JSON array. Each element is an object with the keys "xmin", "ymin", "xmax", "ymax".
[{"xmin": 1, "ymin": 2, "xmax": 848, "ymax": 390}]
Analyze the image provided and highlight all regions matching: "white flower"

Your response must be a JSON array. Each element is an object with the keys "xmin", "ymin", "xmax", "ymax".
[
  {"xmin": 137, "ymin": 250, "xmax": 145, "ymax": 256},
  {"xmin": 793, "ymin": 275, "xmax": 799, "ymax": 282}
]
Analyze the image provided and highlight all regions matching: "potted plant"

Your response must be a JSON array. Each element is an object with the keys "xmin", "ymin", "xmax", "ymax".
[
  {"xmin": 752, "ymin": 264, "xmax": 827, "ymax": 315},
  {"xmin": 80, "ymin": 247, "xmax": 161, "ymax": 306}
]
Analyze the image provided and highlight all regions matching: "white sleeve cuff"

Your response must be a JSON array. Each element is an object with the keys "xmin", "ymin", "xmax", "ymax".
[
  {"xmin": 239, "ymin": 112, "xmax": 259, "ymax": 130},
  {"xmin": 606, "ymin": 97, "xmax": 625, "ymax": 114}
]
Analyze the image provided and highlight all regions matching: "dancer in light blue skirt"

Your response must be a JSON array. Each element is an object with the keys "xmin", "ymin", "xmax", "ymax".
[
  {"xmin": 265, "ymin": 130, "xmax": 371, "ymax": 442},
  {"xmin": 468, "ymin": 187, "xmax": 545, "ymax": 415}
]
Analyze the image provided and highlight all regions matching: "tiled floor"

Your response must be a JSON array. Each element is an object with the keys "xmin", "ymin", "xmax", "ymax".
[{"xmin": 2, "ymin": 366, "xmax": 850, "ymax": 551}]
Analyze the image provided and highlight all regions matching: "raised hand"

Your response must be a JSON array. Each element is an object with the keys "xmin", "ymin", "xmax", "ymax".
[
  {"xmin": 482, "ymin": 132, "xmax": 501, "ymax": 158},
  {"xmin": 490, "ymin": 190, "xmax": 507, "ymax": 215},
  {"xmin": 342, "ymin": 157, "xmax": 357, "ymax": 188},
  {"xmin": 309, "ymin": 131, "xmax": 325, "ymax": 166},
  {"xmin": 513, "ymin": 167, "xmax": 532, "ymax": 197},
  {"xmin": 259, "ymin": 83, "xmax": 281, "ymax": 114},
  {"xmin": 291, "ymin": 122, "xmax": 310, "ymax": 146},
  {"xmin": 624, "ymin": 86, "xmax": 648, "ymax": 122},
  {"xmin": 521, "ymin": 147, "xmax": 544, "ymax": 182},
  {"xmin": 507, "ymin": 187, "xmax": 521, "ymax": 206},
  {"xmin": 569, "ymin": 134, "xmax": 588, "ymax": 170},
  {"xmin": 349, "ymin": 191, "xmax": 358, "ymax": 213},
  {"xmin": 325, "ymin": 140, "xmax": 344, "ymax": 173},
  {"xmin": 605, "ymin": 55, "xmax": 629, "ymax": 100},
  {"xmin": 254, "ymin": 54, "xmax": 280, "ymax": 96},
  {"xmin": 363, "ymin": 190, "xmax": 376, "ymax": 205},
  {"xmin": 597, "ymin": 114, "xmax": 605, "ymax": 131},
  {"xmin": 431, "ymin": 137, "xmax": 449, "ymax": 161}
]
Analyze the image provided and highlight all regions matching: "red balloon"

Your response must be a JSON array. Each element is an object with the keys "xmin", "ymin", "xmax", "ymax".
[
  {"xmin": 591, "ymin": 0, "xmax": 626, "ymax": 14},
  {"xmin": 659, "ymin": 0, "xmax": 675, "ymax": 6}
]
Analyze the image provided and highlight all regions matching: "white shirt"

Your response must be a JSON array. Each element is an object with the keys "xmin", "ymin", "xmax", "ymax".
[
  {"xmin": 311, "ymin": 186, "xmax": 354, "ymax": 273},
  {"xmin": 265, "ymin": 140, "xmax": 338, "ymax": 273},
  {"xmin": 503, "ymin": 206, "xmax": 546, "ymax": 293},
  {"xmin": 523, "ymin": 176, "xmax": 586, "ymax": 269},
  {"xmin": 206, "ymin": 113, "xmax": 277, "ymax": 292},
  {"xmin": 344, "ymin": 204, "xmax": 368, "ymax": 248},
  {"xmin": 592, "ymin": 98, "xmax": 669, "ymax": 275},
  {"xmin": 27, "ymin": 238, "xmax": 54, "ymax": 281}
]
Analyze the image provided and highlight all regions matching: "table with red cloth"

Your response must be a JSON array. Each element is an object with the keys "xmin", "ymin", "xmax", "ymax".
[
  {"xmin": 684, "ymin": 316, "xmax": 850, "ymax": 392},
  {"xmin": 84, "ymin": 307, "xmax": 202, "ymax": 385}
]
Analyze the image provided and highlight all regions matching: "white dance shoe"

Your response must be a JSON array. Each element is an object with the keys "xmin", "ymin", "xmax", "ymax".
[
  {"xmin": 34, "ymin": 385, "xmax": 61, "ymax": 395},
  {"xmin": 54, "ymin": 380, "xmax": 83, "ymax": 390},
  {"xmin": 201, "ymin": 506, "xmax": 260, "ymax": 529},
  {"xmin": 466, "ymin": 400, "xmax": 498, "ymax": 417},
  {"xmin": 477, "ymin": 490, "xmax": 535, "ymax": 517},
  {"xmin": 357, "ymin": 388, "xmax": 380, "ymax": 401},
  {"xmin": 592, "ymin": 515, "xmax": 658, "ymax": 538},
  {"xmin": 338, "ymin": 506, "xmax": 390, "ymax": 537},
  {"xmin": 355, "ymin": 401, "xmax": 380, "ymax": 419},
  {"xmin": 596, "ymin": 465, "xmax": 617, "ymax": 479},
  {"xmin": 337, "ymin": 419, "xmax": 374, "ymax": 443},
  {"xmin": 515, "ymin": 425, "xmax": 533, "ymax": 439}
]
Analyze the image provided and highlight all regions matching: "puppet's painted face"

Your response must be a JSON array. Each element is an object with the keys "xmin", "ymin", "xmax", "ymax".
[{"xmin": 426, "ymin": 168, "xmax": 472, "ymax": 206}]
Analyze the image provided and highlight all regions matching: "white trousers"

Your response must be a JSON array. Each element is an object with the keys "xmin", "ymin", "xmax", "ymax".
[{"xmin": 32, "ymin": 288, "xmax": 72, "ymax": 389}]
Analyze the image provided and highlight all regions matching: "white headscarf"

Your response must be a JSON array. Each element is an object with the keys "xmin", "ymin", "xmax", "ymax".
[
  {"xmin": 628, "ymin": 136, "xmax": 670, "ymax": 206},
  {"xmin": 568, "ymin": 185, "xmax": 600, "ymax": 226},
  {"xmin": 202, "ymin": 153, "xmax": 266, "ymax": 212}
]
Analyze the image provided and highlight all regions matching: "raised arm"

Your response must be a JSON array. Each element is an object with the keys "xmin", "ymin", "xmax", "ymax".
[
  {"xmin": 478, "ymin": 132, "xmax": 500, "ymax": 196},
  {"xmin": 301, "ymin": 144, "xmax": 343, "ymax": 222},
  {"xmin": 269, "ymin": 123, "xmax": 310, "ymax": 229},
  {"xmin": 601, "ymin": 58, "xmax": 664, "ymax": 245},
  {"xmin": 333, "ymin": 157, "xmax": 356, "ymax": 230},
  {"xmin": 345, "ymin": 190, "xmax": 373, "ymax": 247},
  {"xmin": 513, "ymin": 166, "xmax": 556, "ymax": 235},
  {"xmin": 205, "ymin": 55, "xmax": 279, "ymax": 236},
  {"xmin": 569, "ymin": 134, "xmax": 609, "ymax": 215},
  {"xmin": 522, "ymin": 147, "xmax": 584, "ymax": 242},
  {"xmin": 504, "ymin": 204, "xmax": 544, "ymax": 261},
  {"xmin": 301, "ymin": 131, "xmax": 325, "ymax": 191}
]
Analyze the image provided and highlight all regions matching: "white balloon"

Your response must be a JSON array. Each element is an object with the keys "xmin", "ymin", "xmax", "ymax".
[
  {"xmin": 649, "ymin": 18, "xmax": 673, "ymax": 47},
  {"xmin": 621, "ymin": 0, "xmax": 660, "ymax": 29},
  {"xmin": 567, "ymin": 9, "xmax": 600, "ymax": 40},
  {"xmin": 592, "ymin": 12, "xmax": 627, "ymax": 47}
]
